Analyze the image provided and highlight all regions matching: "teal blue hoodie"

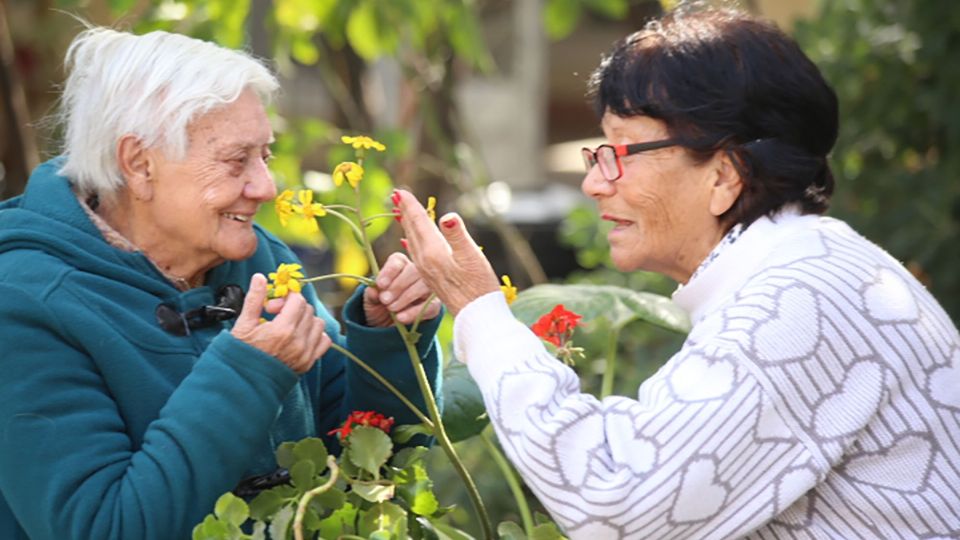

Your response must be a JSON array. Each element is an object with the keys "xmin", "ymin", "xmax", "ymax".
[{"xmin": 0, "ymin": 159, "xmax": 441, "ymax": 539}]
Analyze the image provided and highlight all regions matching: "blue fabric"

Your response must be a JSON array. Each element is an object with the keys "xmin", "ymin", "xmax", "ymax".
[{"xmin": 0, "ymin": 159, "xmax": 442, "ymax": 540}]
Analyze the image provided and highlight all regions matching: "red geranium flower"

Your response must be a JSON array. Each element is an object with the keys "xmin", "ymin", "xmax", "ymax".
[
  {"xmin": 328, "ymin": 410, "xmax": 395, "ymax": 441},
  {"xmin": 531, "ymin": 304, "xmax": 582, "ymax": 347}
]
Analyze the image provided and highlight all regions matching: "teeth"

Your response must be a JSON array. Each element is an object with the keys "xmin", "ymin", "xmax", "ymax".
[{"xmin": 222, "ymin": 213, "xmax": 250, "ymax": 223}]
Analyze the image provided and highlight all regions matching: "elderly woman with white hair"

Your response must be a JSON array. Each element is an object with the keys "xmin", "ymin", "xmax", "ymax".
[{"xmin": 0, "ymin": 28, "xmax": 442, "ymax": 540}]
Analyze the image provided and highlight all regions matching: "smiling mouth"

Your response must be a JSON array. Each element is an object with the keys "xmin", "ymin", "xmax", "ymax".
[
  {"xmin": 221, "ymin": 213, "xmax": 251, "ymax": 223},
  {"xmin": 602, "ymin": 214, "xmax": 633, "ymax": 228}
]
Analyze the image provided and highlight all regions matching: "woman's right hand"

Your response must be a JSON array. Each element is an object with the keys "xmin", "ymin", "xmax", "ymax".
[
  {"xmin": 395, "ymin": 189, "xmax": 500, "ymax": 316},
  {"xmin": 231, "ymin": 273, "xmax": 331, "ymax": 373}
]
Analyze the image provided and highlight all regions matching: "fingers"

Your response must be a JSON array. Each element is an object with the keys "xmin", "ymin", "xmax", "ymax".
[
  {"xmin": 437, "ymin": 212, "xmax": 484, "ymax": 256},
  {"xmin": 395, "ymin": 189, "xmax": 448, "ymax": 261},
  {"xmin": 234, "ymin": 273, "xmax": 268, "ymax": 330}
]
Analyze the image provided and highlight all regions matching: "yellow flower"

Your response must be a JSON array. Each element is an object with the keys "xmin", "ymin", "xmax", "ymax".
[
  {"xmin": 500, "ymin": 275, "xmax": 517, "ymax": 305},
  {"xmin": 341, "ymin": 135, "xmax": 386, "ymax": 152},
  {"xmin": 332, "ymin": 162, "xmax": 364, "ymax": 189},
  {"xmin": 294, "ymin": 189, "xmax": 326, "ymax": 232},
  {"xmin": 275, "ymin": 189, "xmax": 295, "ymax": 227},
  {"xmin": 426, "ymin": 196, "xmax": 437, "ymax": 221},
  {"xmin": 268, "ymin": 263, "xmax": 304, "ymax": 298}
]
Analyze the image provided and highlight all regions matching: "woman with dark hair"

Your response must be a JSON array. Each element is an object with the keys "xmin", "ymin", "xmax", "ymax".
[{"xmin": 394, "ymin": 7, "xmax": 960, "ymax": 539}]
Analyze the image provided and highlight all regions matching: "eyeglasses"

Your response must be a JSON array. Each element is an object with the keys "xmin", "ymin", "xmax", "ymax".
[
  {"xmin": 155, "ymin": 284, "xmax": 244, "ymax": 336},
  {"xmin": 581, "ymin": 139, "xmax": 678, "ymax": 181}
]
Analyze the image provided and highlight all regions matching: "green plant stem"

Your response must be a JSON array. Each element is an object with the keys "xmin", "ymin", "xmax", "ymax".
[
  {"xmin": 600, "ymin": 326, "xmax": 621, "ymax": 399},
  {"xmin": 361, "ymin": 213, "xmax": 398, "ymax": 226},
  {"xmin": 480, "ymin": 429, "xmax": 534, "ymax": 537},
  {"xmin": 409, "ymin": 292, "xmax": 438, "ymax": 335},
  {"xmin": 322, "ymin": 207, "xmax": 365, "ymax": 243},
  {"xmin": 300, "ymin": 273, "xmax": 375, "ymax": 286},
  {"xmin": 328, "ymin": 342, "xmax": 434, "ymax": 429},
  {"xmin": 294, "ymin": 455, "xmax": 339, "ymax": 540},
  {"xmin": 393, "ymin": 319, "xmax": 494, "ymax": 540}
]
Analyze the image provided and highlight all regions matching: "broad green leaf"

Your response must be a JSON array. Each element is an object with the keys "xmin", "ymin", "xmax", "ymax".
[
  {"xmin": 291, "ymin": 36, "xmax": 320, "ymax": 65},
  {"xmin": 497, "ymin": 521, "xmax": 526, "ymax": 540},
  {"xmin": 390, "ymin": 446, "xmax": 429, "ymax": 470},
  {"xmin": 248, "ymin": 490, "xmax": 285, "ymax": 522},
  {"xmin": 346, "ymin": 0, "xmax": 383, "ymax": 60},
  {"xmin": 348, "ymin": 426, "xmax": 394, "ymax": 477},
  {"xmin": 531, "ymin": 520, "xmax": 568, "ymax": 539},
  {"xmin": 290, "ymin": 459, "xmax": 316, "ymax": 490},
  {"xmin": 511, "ymin": 284, "xmax": 690, "ymax": 334},
  {"xmin": 192, "ymin": 514, "xmax": 229, "ymax": 540},
  {"xmin": 424, "ymin": 519, "xmax": 477, "ymax": 540},
  {"xmin": 351, "ymin": 479, "xmax": 396, "ymax": 503},
  {"xmin": 392, "ymin": 423, "xmax": 434, "ymax": 444},
  {"xmin": 357, "ymin": 501, "xmax": 408, "ymax": 537},
  {"xmin": 250, "ymin": 520, "xmax": 266, "ymax": 540},
  {"xmin": 275, "ymin": 441, "xmax": 297, "ymax": 469},
  {"xmin": 318, "ymin": 502, "xmax": 358, "ymax": 539},
  {"xmin": 410, "ymin": 489, "xmax": 439, "ymax": 516},
  {"xmin": 440, "ymin": 362, "xmax": 489, "ymax": 442},
  {"xmin": 293, "ymin": 437, "xmax": 330, "ymax": 472},
  {"xmin": 213, "ymin": 492, "xmax": 249, "ymax": 528},
  {"xmin": 394, "ymin": 461, "xmax": 438, "ymax": 516},
  {"xmin": 543, "ymin": 0, "xmax": 581, "ymax": 40},
  {"xmin": 269, "ymin": 506, "xmax": 294, "ymax": 540},
  {"xmin": 308, "ymin": 485, "xmax": 346, "ymax": 512}
]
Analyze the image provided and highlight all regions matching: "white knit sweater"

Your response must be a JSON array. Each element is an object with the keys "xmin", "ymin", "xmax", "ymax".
[{"xmin": 454, "ymin": 211, "xmax": 960, "ymax": 539}]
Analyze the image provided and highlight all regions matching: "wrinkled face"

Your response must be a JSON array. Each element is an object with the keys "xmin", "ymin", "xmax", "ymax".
[
  {"xmin": 580, "ymin": 112, "xmax": 725, "ymax": 283},
  {"xmin": 145, "ymin": 89, "xmax": 276, "ymax": 270}
]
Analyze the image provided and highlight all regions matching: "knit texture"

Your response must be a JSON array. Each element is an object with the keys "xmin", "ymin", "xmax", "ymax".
[{"xmin": 455, "ymin": 210, "xmax": 960, "ymax": 539}]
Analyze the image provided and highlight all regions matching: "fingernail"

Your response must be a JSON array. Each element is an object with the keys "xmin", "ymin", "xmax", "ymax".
[
  {"xmin": 391, "ymin": 190, "xmax": 401, "ymax": 206},
  {"xmin": 380, "ymin": 292, "xmax": 393, "ymax": 303},
  {"xmin": 400, "ymin": 238, "xmax": 409, "ymax": 250},
  {"xmin": 442, "ymin": 218, "xmax": 457, "ymax": 229}
]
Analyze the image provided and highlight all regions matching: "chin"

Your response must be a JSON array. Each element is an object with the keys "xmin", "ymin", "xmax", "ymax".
[{"xmin": 218, "ymin": 237, "xmax": 260, "ymax": 261}]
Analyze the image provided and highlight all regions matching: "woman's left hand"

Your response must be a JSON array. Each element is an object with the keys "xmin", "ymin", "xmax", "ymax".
[{"xmin": 363, "ymin": 252, "xmax": 442, "ymax": 327}]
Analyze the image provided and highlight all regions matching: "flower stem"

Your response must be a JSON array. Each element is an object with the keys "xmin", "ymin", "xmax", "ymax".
[
  {"xmin": 328, "ymin": 342, "xmax": 434, "ymax": 429},
  {"xmin": 300, "ymin": 274, "xmax": 376, "ymax": 286},
  {"xmin": 409, "ymin": 293, "xmax": 438, "ymax": 335},
  {"xmin": 361, "ymin": 213, "xmax": 398, "ymax": 226},
  {"xmin": 480, "ymin": 429, "xmax": 534, "ymax": 536},
  {"xmin": 600, "ymin": 325, "xmax": 621, "ymax": 399},
  {"xmin": 323, "ymin": 208, "xmax": 365, "ymax": 244},
  {"xmin": 294, "ymin": 455, "xmax": 339, "ymax": 540}
]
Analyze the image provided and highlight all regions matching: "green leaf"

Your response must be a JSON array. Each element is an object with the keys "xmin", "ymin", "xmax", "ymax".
[
  {"xmin": 214, "ymin": 492, "xmax": 249, "ymax": 528},
  {"xmin": 390, "ymin": 446, "xmax": 429, "ymax": 470},
  {"xmin": 543, "ymin": 0, "xmax": 581, "ymax": 40},
  {"xmin": 423, "ymin": 519, "xmax": 477, "ymax": 540},
  {"xmin": 318, "ymin": 502, "xmax": 358, "ymax": 538},
  {"xmin": 250, "ymin": 520, "xmax": 266, "ymax": 540},
  {"xmin": 357, "ymin": 501, "xmax": 408, "ymax": 537},
  {"xmin": 351, "ymin": 479, "xmax": 396, "ymax": 503},
  {"xmin": 410, "ymin": 489, "xmax": 439, "ymax": 516},
  {"xmin": 309, "ymin": 485, "xmax": 346, "ymax": 512},
  {"xmin": 531, "ymin": 520, "xmax": 568, "ymax": 540},
  {"xmin": 346, "ymin": 0, "xmax": 384, "ymax": 60},
  {"xmin": 347, "ymin": 426, "xmax": 394, "ymax": 477},
  {"xmin": 293, "ymin": 437, "xmax": 330, "ymax": 472},
  {"xmin": 443, "ymin": 1, "xmax": 494, "ymax": 72},
  {"xmin": 392, "ymin": 424, "xmax": 434, "ymax": 445},
  {"xmin": 497, "ymin": 521, "xmax": 526, "ymax": 540},
  {"xmin": 440, "ymin": 362, "xmax": 489, "ymax": 442},
  {"xmin": 511, "ymin": 284, "xmax": 690, "ymax": 334},
  {"xmin": 192, "ymin": 514, "xmax": 230, "ymax": 540},
  {"xmin": 269, "ymin": 506, "xmax": 294, "ymax": 540},
  {"xmin": 275, "ymin": 441, "xmax": 297, "ymax": 469},
  {"xmin": 248, "ymin": 490, "xmax": 285, "ymax": 522},
  {"xmin": 290, "ymin": 459, "xmax": 317, "ymax": 490}
]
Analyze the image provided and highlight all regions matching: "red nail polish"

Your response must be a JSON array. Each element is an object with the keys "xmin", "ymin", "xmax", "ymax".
[
  {"xmin": 400, "ymin": 238, "xmax": 409, "ymax": 250},
  {"xmin": 393, "ymin": 208, "xmax": 402, "ymax": 223},
  {"xmin": 442, "ymin": 218, "xmax": 457, "ymax": 229},
  {"xmin": 391, "ymin": 191, "xmax": 401, "ymax": 205}
]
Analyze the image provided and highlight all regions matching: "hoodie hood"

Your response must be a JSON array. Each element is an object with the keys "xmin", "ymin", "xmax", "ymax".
[{"xmin": 0, "ymin": 158, "xmax": 183, "ymax": 297}]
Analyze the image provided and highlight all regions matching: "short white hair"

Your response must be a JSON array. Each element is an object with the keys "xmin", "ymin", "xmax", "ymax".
[{"xmin": 56, "ymin": 27, "xmax": 280, "ymax": 197}]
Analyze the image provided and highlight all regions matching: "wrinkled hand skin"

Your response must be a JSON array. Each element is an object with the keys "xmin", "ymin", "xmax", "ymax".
[
  {"xmin": 363, "ymin": 251, "xmax": 442, "ymax": 327},
  {"xmin": 394, "ymin": 189, "xmax": 500, "ymax": 317},
  {"xmin": 231, "ymin": 273, "xmax": 332, "ymax": 373}
]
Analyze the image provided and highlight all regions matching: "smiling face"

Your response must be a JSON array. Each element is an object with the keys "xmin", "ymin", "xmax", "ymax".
[
  {"xmin": 581, "ymin": 112, "xmax": 740, "ymax": 283},
  {"xmin": 139, "ymin": 89, "xmax": 276, "ymax": 277}
]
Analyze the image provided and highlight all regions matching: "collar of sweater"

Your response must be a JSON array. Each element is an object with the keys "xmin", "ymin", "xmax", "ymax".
[{"xmin": 672, "ymin": 205, "xmax": 818, "ymax": 325}]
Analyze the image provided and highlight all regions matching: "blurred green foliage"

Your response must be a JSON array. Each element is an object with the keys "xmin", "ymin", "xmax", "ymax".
[{"xmin": 795, "ymin": 0, "xmax": 960, "ymax": 323}]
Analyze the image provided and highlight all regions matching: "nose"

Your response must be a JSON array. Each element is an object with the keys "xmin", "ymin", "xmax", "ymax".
[
  {"xmin": 244, "ymin": 158, "xmax": 277, "ymax": 202},
  {"xmin": 580, "ymin": 164, "xmax": 614, "ymax": 199}
]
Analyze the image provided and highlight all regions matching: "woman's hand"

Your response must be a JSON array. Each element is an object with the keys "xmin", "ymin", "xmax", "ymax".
[
  {"xmin": 363, "ymin": 252, "xmax": 442, "ymax": 327},
  {"xmin": 231, "ymin": 274, "xmax": 332, "ymax": 373},
  {"xmin": 394, "ymin": 189, "xmax": 500, "ymax": 316}
]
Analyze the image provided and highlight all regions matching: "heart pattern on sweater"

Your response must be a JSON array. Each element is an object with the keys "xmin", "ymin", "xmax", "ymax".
[
  {"xmin": 669, "ymin": 457, "xmax": 728, "ymax": 523},
  {"xmin": 927, "ymin": 351, "xmax": 960, "ymax": 410},
  {"xmin": 667, "ymin": 353, "xmax": 736, "ymax": 402},
  {"xmin": 862, "ymin": 267, "xmax": 919, "ymax": 323},
  {"xmin": 495, "ymin": 371, "xmax": 557, "ymax": 433},
  {"xmin": 842, "ymin": 434, "xmax": 933, "ymax": 492},
  {"xmin": 554, "ymin": 414, "xmax": 604, "ymax": 486},
  {"xmin": 751, "ymin": 286, "xmax": 820, "ymax": 363},
  {"xmin": 812, "ymin": 361, "xmax": 884, "ymax": 439}
]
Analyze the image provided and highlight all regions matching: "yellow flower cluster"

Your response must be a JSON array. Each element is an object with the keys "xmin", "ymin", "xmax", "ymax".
[
  {"xmin": 268, "ymin": 263, "xmax": 304, "ymax": 298},
  {"xmin": 332, "ymin": 162, "xmax": 364, "ymax": 189},
  {"xmin": 274, "ymin": 189, "xmax": 327, "ymax": 232},
  {"xmin": 500, "ymin": 275, "xmax": 517, "ymax": 305},
  {"xmin": 341, "ymin": 135, "xmax": 386, "ymax": 152}
]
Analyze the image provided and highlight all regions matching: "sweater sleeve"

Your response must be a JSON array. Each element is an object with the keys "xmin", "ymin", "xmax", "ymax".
[
  {"xmin": 0, "ymin": 283, "xmax": 300, "ymax": 540},
  {"xmin": 455, "ymin": 292, "xmax": 824, "ymax": 539}
]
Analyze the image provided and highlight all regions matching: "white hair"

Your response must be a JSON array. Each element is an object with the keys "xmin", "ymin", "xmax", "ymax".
[{"xmin": 56, "ymin": 26, "xmax": 280, "ymax": 197}]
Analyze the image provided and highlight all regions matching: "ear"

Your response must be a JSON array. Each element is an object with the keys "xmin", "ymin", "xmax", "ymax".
[
  {"xmin": 116, "ymin": 135, "xmax": 154, "ymax": 201},
  {"xmin": 707, "ymin": 151, "xmax": 743, "ymax": 217}
]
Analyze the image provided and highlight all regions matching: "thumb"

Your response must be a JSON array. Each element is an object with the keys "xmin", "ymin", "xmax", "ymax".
[
  {"xmin": 438, "ymin": 213, "xmax": 482, "ymax": 256},
  {"xmin": 235, "ymin": 273, "xmax": 268, "ymax": 330}
]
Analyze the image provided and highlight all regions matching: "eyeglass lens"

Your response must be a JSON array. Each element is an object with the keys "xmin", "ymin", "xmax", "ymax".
[{"xmin": 581, "ymin": 146, "xmax": 620, "ymax": 180}]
